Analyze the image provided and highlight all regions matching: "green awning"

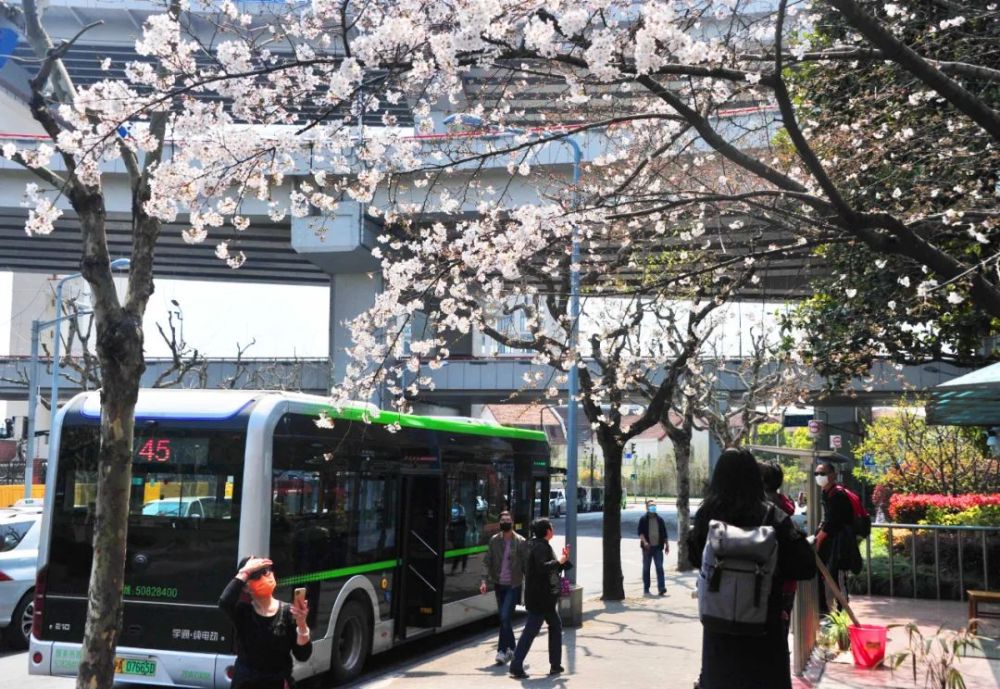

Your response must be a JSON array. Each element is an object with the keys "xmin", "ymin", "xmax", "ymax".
[{"xmin": 926, "ymin": 361, "xmax": 1000, "ymax": 426}]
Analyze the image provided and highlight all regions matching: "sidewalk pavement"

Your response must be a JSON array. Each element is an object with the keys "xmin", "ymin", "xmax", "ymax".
[
  {"xmin": 354, "ymin": 573, "xmax": 1000, "ymax": 689},
  {"xmin": 812, "ymin": 597, "xmax": 1000, "ymax": 689}
]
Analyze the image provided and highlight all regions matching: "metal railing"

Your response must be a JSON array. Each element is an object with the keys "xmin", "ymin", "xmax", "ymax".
[{"xmin": 864, "ymin": 523, "xmax": 1000, "ymax": 600}]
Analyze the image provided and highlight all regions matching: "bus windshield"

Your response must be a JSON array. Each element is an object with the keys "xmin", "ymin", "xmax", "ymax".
[{"xmin": 47, "ymin": 425, "xmax": 244, "ymax": 606}]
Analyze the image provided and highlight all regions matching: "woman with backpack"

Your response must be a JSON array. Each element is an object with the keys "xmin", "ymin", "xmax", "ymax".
[{"xmin": 687, "ymin": 448, "xmax": 816, "ymax": 689}]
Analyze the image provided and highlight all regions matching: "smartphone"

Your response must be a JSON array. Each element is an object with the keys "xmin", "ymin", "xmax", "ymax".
[{"xmin": 294, "ymin": 587, "xmax": 306, "ymax": 606}]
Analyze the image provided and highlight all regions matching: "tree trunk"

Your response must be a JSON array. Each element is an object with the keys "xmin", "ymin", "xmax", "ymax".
[
  {"xmin": 600, "ymin": 439, "xmax": 625, "ymax": 600},
  {"xmin": 674, "ymin": 438, "xmax": 694, "ymax": 571},
  {"xmin": 76, "ymin": 312, "xmax": 144, "ymax": 689}
]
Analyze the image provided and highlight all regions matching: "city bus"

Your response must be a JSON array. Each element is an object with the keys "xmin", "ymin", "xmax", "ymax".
[{"xmin": 29, "ymin": 389, "xmax": 551, "ymax": 687}]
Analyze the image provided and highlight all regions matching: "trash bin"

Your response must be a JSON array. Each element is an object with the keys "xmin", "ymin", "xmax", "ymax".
[
  {"xmin": 848, "ymin": 624, "xmax": 887, "ymax": 668},
  {"xmin": 559, "ymin": 585, "xmax": 583, "ymax": 627}
]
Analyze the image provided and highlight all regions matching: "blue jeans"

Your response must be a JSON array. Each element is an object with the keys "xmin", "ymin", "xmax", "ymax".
[
  {"xmin": 494, "ymin": 584, "xmax": 521, "ymax": 652},
  {"xmin": 643, "ymin": 546, "xmax": 665, "ymax": 593},
  {"xmin": 510, "ymin": 604, "xmax": 561, "ymax": 673}
]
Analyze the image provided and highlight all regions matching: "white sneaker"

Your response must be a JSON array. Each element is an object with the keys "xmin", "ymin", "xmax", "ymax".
[{"xmin": 495, "ymin": 651, "xmax": 507, "ymax": 665}]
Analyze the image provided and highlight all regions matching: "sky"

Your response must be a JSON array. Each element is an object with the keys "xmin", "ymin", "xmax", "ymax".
[
  {"xmin": 140, "ymin": 278, "xmax": 329, "ymax": 358},
  {"xmin": 0, "ymin": 273, "xmax": 330, "ymax": 420}
]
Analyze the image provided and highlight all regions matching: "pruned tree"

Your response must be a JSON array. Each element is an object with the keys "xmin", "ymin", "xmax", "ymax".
[{"xmin": 692, "ymin": 316, "xmax": 806, "ymax": 449}]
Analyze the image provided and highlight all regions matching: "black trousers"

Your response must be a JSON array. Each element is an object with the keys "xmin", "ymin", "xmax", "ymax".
[{"xmin": 510, "ymin": 603, "xmax": 562, "ymax": 673}]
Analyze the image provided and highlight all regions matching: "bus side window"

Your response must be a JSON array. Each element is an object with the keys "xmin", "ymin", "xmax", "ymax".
[{"xmin": 356, "ymin": 474, "xmax": 397, "ymax": 557}]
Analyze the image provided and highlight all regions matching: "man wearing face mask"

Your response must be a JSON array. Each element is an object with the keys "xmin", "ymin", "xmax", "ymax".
[
  {"xmin": 814, "ymin": 463, "xmax": 861, "ymax": 614},
  {"xmin": 481, "ymin": 511, "xmax": 526, "ymax": 665},
  {"xmin": 637, "ymin": 499, "xmax": 669, "ymax": 596},
  {"xmin": 219, "ymin": 556, "xmax": 312, "ymax": 689}
]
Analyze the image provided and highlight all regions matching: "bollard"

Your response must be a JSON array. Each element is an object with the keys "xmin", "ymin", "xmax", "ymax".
[{"xmin": 559, "ymin": 585, "xmax": 584, "ymax": 627}]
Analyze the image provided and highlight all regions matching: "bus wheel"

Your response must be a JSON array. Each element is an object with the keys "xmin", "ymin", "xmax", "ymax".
[{"xmin": 329, "ymin": 599, "xmax": 371, "ymax": 684}]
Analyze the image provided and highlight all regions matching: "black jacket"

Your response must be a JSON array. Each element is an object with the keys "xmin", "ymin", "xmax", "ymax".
[
  {"xmin": 820, "ymin": 486, "xmax": 863, "ymax": 574},
  {"xmin": 637, "ymin": 513, "xmax": 669, "ymax": 548},
  {"xmin": 522, "ymin": 537, "xmax": 573, "ymax": 613},
  {"xmin": 219, "ymin": 578, "xmax": 312, "ymax": 687}
]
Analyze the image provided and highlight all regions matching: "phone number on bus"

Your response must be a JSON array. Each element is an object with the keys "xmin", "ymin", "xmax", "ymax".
[{"xmin": 123, "ymin": 584, "xmax": 179, "ymax": 599}]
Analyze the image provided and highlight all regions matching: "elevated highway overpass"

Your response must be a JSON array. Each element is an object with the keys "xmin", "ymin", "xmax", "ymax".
[{"xmin": 0, "ymin": 355, "xmax": 968, "ymax": 407}]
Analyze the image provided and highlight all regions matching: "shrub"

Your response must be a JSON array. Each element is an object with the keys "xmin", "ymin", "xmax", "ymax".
[
  {"xmin": 926, "ymin": 505, "xmax": 1000, "ymax": 527},
  {"xmin": 888, "ymin": 493, "xmax": 1000, "ymax": 523}
]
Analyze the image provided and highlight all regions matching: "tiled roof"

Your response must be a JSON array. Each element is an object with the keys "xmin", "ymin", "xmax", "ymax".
[
  {"xmin": 622, "ymin": 415, "xmax": 669, "ymax": 441},
  {"xmin": 484, "ymin": 404, "xmax": 563, "ymax": 428}
]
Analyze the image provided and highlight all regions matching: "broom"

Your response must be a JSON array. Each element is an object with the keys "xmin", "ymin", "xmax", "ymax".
[{"xmin": 814, "ymin": 552, "xmax": 860, "ymax": 626}]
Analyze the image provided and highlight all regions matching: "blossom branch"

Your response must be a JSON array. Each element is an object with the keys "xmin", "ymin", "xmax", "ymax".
[{"xmin": 825, "ymin": 0, "xmax": 1000, "ymax": 141}]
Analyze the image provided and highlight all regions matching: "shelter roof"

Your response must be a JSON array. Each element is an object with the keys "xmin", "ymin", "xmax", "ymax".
[{"xmin": 925, "ymin": 362, "xmax": 1000, "ymax": 427}]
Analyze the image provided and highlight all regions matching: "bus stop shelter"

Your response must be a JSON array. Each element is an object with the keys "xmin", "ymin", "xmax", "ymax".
[
  {"xmin": 926, "ymin": 361, "xmax": 1000, "ymax": 427},
  {"xmin": 746, "ymin": 445, "xmax": 853, "ymax": 676}
]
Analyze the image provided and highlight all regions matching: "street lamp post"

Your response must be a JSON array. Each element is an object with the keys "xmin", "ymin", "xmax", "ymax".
[
  {"xmin": 22, "ymin": 321, "xmax": 42, "ymax": 500},
  {"xmin": 32, "ymin": 259, "xmax": 131, "ymax": 495},
  {"xmin": 440, "ymin": 115, "xmax": 584, "ymax": 580},
  {"xmin": 562, "ymin": 136, "xmax": 582, "ymax": 585}
]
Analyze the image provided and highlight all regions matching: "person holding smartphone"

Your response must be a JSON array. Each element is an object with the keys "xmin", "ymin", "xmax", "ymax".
[
  {"xmin": 219, "ymin": 555, "xmax": 312, "ymax": 689},
  {"xmin": 508, "ymin": 518, "xmax": 572, "ymax": 679}
]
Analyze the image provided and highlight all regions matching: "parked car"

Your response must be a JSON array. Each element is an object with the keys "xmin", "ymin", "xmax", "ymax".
[
  {"xmin": 549, "ymin": 488, "xmax": 567, "ymax": 517},
  {"xmin": 0, "ymin": 511, "xmax": 41, "ymax": 649},
  {"xmin": 532, "ymin": 496, "xmax": 557, "ymax": 518},
  {"xmin": 588, "ymin": 486, "xmax": 605, "ymax": 512},
  {"xmin": 141, "ymin": 496, "xmax": 231, "ymax": 519}
]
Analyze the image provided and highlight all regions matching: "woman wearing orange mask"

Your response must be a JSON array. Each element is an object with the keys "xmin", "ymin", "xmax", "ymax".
[{"xmin": 219, "ymin": 555, "xmax": 312, "ymax": 689}]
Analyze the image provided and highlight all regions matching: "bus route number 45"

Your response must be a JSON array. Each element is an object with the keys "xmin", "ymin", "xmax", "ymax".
[{"xmin": 138, "ymin": 438, "xmax": 172, "ymax": 463}]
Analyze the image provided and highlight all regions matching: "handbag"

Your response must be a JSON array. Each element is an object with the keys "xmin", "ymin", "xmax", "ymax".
[{"xmin": 559, "ymin": 574, "xmax": 572, "ymax": 598}]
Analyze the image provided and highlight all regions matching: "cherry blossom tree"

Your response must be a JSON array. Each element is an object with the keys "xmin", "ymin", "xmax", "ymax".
[{"xmin": 5, "ymin": 0, "xmax": 999, "ymax": 674}]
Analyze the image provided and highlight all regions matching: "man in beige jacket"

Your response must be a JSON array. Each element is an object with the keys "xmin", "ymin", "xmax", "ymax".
[{"xmin": 479, "ymin": 510, "xmax": 526, "ymax": 664}]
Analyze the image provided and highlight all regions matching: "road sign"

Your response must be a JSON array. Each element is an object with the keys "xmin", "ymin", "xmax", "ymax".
[
  {"xmin": 862, "ymin": 452, "xmax": 876, "ymax": 469},
  {"xmin": 808, "ymin": 420, "xmax": 822, "ymax": 436},
  {"xmin": 624, "ymin": 452, "xmax": 633, "ymax": 464},
  {"xmin": 829, "ymin": 434, "xmax": 842, "ymax": 450},
  {"xmin": 782, "ymin": 412, "xmax": 812, "ymax": 428}
]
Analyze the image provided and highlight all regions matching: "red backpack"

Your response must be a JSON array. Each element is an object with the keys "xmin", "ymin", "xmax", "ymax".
[{"xmin": 837, "ymin": 486, "xmax": 871, "ymax": 538}]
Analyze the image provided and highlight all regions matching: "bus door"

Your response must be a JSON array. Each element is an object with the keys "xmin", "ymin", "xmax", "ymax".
[{"xmin": 397, "ymin": 473, "xmax": 445, "ymax": 635}]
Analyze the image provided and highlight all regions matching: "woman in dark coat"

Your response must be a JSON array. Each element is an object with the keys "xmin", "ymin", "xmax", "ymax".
[
  {"xmin": 687, "ymin": 448, "xmax": 816, "ymax": 689},
  {"xmin": 219, "ymin": 555, "xmax": 313, "ymax": 689}
]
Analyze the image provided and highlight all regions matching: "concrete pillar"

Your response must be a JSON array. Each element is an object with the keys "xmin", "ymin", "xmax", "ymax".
[
  {"xmin": 291, "ymin": 202, "xmax": 382, "ymax": 390},
  {"xmin": 329, "ymin": 272, "xmax": 382, "ymax": 387}
]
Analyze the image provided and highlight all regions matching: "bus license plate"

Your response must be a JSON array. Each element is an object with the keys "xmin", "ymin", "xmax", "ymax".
[{"xmin": 114, "ymin": 657, "xmax": 157, "ymax": 677}]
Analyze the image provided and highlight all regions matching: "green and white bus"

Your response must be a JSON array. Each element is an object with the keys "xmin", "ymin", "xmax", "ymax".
[{"xmin": 29, "ymin": 389, "xmax": 551, "ymax": 687}]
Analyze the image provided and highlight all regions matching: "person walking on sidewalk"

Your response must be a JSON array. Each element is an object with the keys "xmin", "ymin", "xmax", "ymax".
[
  {"xmin": 814, "ymin": 462, "xmax": 862, "ymax": 614},
  {"xmin": 638, "ymin": 499, "xmax": 669, "ymax": 596},
  {"xmin": 688, "ymin": 448, "xmax": 815, "ymax": 689},
  {"xmin": 480, "ymin": 510, "xmax": 527, "ymax": 665},
  {"xmin": 509, "ymin": 518, "xmax": 572, "ymax": 679}
]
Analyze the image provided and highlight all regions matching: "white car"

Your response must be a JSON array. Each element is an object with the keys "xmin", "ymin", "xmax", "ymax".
[
  {"xmin": 549, "ymin": 489, "xmax": 567, "ymax": 517},
  {"xmin": 141, "ymin": 496, "xmax": 230, "ymax": 518},
  {"xmin": 0, "ymin": 511, "xmax": 41, "ymax": 649}
]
